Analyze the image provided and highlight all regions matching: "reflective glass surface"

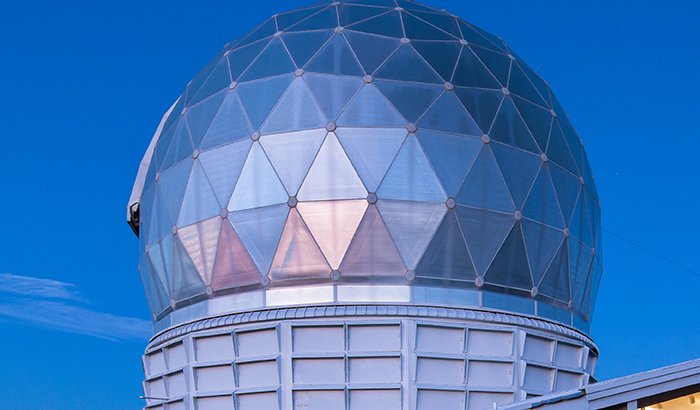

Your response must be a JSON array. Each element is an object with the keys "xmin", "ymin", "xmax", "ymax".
[{"xmin": 134, "ymin": 0, "xmax": 602, "ymax": 331}]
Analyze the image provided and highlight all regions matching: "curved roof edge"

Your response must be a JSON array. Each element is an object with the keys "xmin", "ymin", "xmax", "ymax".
[{"xmin": 126, "ymin": 98, "xmax": 180, "ymax": 234}]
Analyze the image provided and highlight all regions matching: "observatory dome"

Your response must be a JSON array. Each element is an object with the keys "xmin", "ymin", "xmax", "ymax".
[{"xmin": 130, "ymin": 0, "xmax": 602, "ymax": 333}]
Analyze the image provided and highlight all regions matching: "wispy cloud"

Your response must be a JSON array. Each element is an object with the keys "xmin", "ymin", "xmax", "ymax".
[
  {"xmin": 0, "ymin": 273, "xmax": 151, "ymax": 341},
  {"xmin": 0, "ymin": 273, "xmax": 83, "ymax": 301}
]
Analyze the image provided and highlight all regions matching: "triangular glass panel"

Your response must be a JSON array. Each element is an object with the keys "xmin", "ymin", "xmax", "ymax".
[
  {"xmin": 582, "ymin": 152, "xmax": 597, "ymax": 199},
  {"xmin": 538, "ymin": 240, "xmax": 570, "ymax": 302},
  {"xmin": 411, "ymin": 40, "xmax": 461, "ymax": 82},
  {"xmin": 305, "ymin": 73, "xmax": 364, "ymax": 120},
  {"xmin": 595, "ymin": 225, "xmax": 604, "ymax": 268},
  {"xmin": 198, "ymin": 139, "xmax": 252, "ymax": 206},
  {"xmin": 172, "ymin": 235, "xmax": 206, "ymax": 301},
  {"xmin": 456, "ymin": 206, "xmax": 514, "ymax": 276},
  {"xmin": 199, "ymin": 91, "xmax": 254, "ymax": 150},
  {"xmin": 186, "ymin": 54, "xmax": 220, "ymax": 106},
  {"xmin": 139, "ymin": 185, "xmax": 156, "ymax": 243},
  {"xmin": 522, "ymin": 219, "xmax": 564, "ymax": 286},
  {"xmin": 558, "ymin": 118, "xmax": 583, "ymax": 171},
  {"xmin": 587, "ymin": 191, "xmax": 600, "ymax": 247},
  {"xmin": 458, "ymin": 20, "xmax": 506, "ymax": 52},
  {"xmin": 270, "ymin": 209, "xmax": 331, "ymax": 279},
  {"xmin": 590, "ymin": 256, "xmax": 603, "ymax": 311},
  {"xmin": 160, "ymin": 120, "xmax": 194, "ymax": 172},
  {"xmin": 339, "ymin": 205, "xmax": 407, "ymax": 276},
  {"xmin": 523, "ymin": 165, "xmax": 565, "ymax": 228},
  {"xmin": 276, "ymin": 6, "xmax": 326, "ymax": 31},
  {"xmin": 484, "ymin": 222, "xmax": 533, "ymax": 290},
  {"xmin": 178, "ymin": 217, "xmax": 222, "ymax": 284},
  {"xmin": 338, "ymin": 4, "xmax": 388, "ymax": 27},
  {"xmin": 211, "ymin": 219, "xmax": 261, "ymax": 290},
  {"xmin": 375, "ymin": 80, "xmax": 443, "ymax": 122},
  {"xmin": 347, "ymin": 11, "xmax": 404, "ymax": 38},
  {"xmin": 569, "ymin": 189, "xmax": 594, "ymax": 246},
  {"xmin": 228, "ymin": 40, "xmax": 270, "ymax": 81},
  {"xmin": 153, "ymin": 119, "xmax": 178, "ymax": 173},
  {"xmin": 491, "ymin": 142, "xmax": 541, "ymax": 209},
  {"xmin": 142, "ymin": 258, "xmax": 169, "ymax": 315},
  {"xmin": 415, "ymin": 210, "xmax": 477, "ymax": 281},
  {"xmin": 236, "ymin": 18, "xmax": 277, "ymax": 48},
  {"xmin": 140, "ymin": 260, "xmax": 162, "ymax": 313},
  {"xmin": 147, "ymin": 187, "xmax": 174, "ymax": 246},
  {"xmin": 298, "ymin": 200, "xmax": 368, "ymax": 269},
  {"xmin": 470, "ymin": 45, "xmax": 511, "ymax": 86},
  {"xmin": 574, "ymin": 269, "xmax": 593, "ymax": 319},
  {"xmin": 549, "ymin": 163, "xmax": 580, "ymax": 224},
  {"xmin": 178, "ymin": 160, "xmax": 222, "ymax": 227},
  {"xmin": 158, "ymin": 158, "xmax": 193, "ymax": 223},
  {"xmin": 228, "ymin": 142, "xmax": 288, "ymax": 211},
  {"xmin": 568, "ymin": 238, "xmax": 593, "ymax": 303},
  {"xmin": 297, "ymin": 132, "xmax": 368, "ymax": 200},
  {"xmin": 456, "ymin": 145, "xmax": 515, "ymax": 212},
  {"xmin": 260, "ymin": 129, "xmax": 326, "ymax": 195},
  {"xmin": 148, "ymin": 235, "xmax": 174, "ymax": 295},
  {"xmin": 306, "ymin": 34, "xmax": 365, "ymax": 76},
  {"xmin": 143, "ymin": 158, "xmax": 158, "ymax": 195},
  {"xmin": 452, "ymin": 46, "xmax": 501, "ymax": 89},
  {"xmin": 189, "ymin": 58, "xmax": 232, "ymax": 106},
  {"xmin": 512, "ymin": 96, "xmax": 552, "ymax": 151},
  {"xmin": 337, "ymin": 84, "xmax": 406, "ymax": 126},
  {"xmin": 375, "ymin": 45, "xmax": 442, "ymax": 83},
  {"xmin": 520, "ymin": 62, "xmax": 552, "ymax": 106},
  {"xmin": 228, "ymin": 203, "xmax": 289, "ymax": 276},
  {"xmin": 239, "ymin": 39, "xmax": 296, "ymax": 82},
  {"xmin": 508, "ymin": 62, "xmax": 548, "ymax": 107},
  {"xmin": 139, "ymin": 204, "xmax": 156, "ymax": 251},
  {"xmin": 286, "ymin": 6, "xmax": 338, "ymax": 32},
  {"xmin": 550, "ymin": 85, "xmax": 568, "ymax": 120},
  {"xmin": 402, "ymin": 12, "xmax": 456, "ymax": 41},
  {"xmin": 378, "ymin": 200, "xmax": 446, "ymax": 270},
  {"xmin": 160, "ymin": 97, "xmax": 185, "ymax": 139},
  {"xmin": 547, "ymin": 121, "xmax": 579, "ymax": 175},
  {"xmin": 457, "ymin": 20, "xmax": 503, "ymax": 52},
  {"xmin": 262, "ymin": 78, "xmax": 327, "ymax": 134},
  {"xmin": 186, "ymin": 91, "xmax": 226, "ymax": 149},
  {"xmin": 409, "ymin": 10, "xmax": 461, "ymax": 38},
  {"xmin": 336, "ymin": 127, "xmax": 407, "ymax": 192},
  {"xmin": 378, "ymin": 134, "xmax": 446, "ymax": 202},
  {"xmin": 418, "ymin": 130, "xmax": 482, "ymax": 195},
  {"xmin": 490, "ymin": 97, "xmax": 540, "ymax": 153},
  {"xmin": 237, "ymin": 74, "xmax": 294, "ymax": 129},
  {"xmin": 343, "ymin": 31, "xmax": 400, "ymax": 74},
  {"xmin": 454, "ymin": 87, "xmax": 503, "ymax": 133},
  {"xmin": 282, "ymin": 30, "xmax": 333, "ymax": 68},
  {"xmin": 419, "ymin": 92, "xmax": 482, "ymax": 137}
]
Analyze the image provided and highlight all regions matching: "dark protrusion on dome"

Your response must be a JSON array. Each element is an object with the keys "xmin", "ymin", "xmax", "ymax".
[{"xmin": 128, "ymin": 202, "xmax": 140, "ymax": 237}]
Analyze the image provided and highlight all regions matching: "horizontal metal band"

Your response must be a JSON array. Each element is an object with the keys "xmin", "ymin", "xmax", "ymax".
[{"xmin": 148, "ymin": 303, "xmax": 596, "ymax": 352}]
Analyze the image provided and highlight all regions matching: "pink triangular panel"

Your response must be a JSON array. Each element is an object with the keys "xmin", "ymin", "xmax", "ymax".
[
  {"xmin": 339, "ymin": 205, "xmax": 406, "ymax": 277},
  {"xmin": 211, "ymin": 219, "xmax": 261, "ymax": 290}
]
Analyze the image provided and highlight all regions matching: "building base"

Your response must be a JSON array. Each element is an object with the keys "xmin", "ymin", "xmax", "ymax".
[{"xmin": 142, "ymin": 304, "xmax": 597, "ymax": 410}]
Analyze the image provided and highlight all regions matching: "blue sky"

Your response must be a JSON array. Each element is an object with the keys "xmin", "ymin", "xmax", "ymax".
[{"xmin": 0, "ymin": 1, "xmax": 698, "ymax": 408}]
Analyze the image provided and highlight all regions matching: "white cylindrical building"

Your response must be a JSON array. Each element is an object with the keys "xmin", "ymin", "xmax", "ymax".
[{"xmin": 128, "ymin": 1, "xmax": 603, "ymax": 409}]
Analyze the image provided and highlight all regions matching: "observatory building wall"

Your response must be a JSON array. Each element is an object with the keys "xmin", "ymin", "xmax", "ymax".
[{"xmin": 142, "ymin": 306, "xmax": 597, "ymax": 409}]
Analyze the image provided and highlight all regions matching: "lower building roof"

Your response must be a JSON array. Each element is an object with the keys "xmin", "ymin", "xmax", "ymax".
[{"xmin": 500, "ymin": 358, "xmax": 700, "ymax": 410}]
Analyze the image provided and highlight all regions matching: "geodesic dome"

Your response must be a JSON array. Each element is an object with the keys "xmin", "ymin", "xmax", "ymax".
[{"xmin": 129, "ymin": 0, "xmax": 602, "ymax": 332}]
